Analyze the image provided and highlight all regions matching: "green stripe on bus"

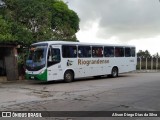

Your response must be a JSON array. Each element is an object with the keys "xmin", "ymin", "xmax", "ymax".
[{"xmin": 25, "ymin": 69, "xmax": 47, "ymax": 81}]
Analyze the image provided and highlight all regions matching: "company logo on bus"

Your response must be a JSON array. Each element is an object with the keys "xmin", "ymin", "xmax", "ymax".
[
  {"xmin": 78, "ymin": 59, "xmax": 109, "ymax": 66},
  {"xmin": 67, "ymin": 60, "xmax": 73, "ymax": 66}
]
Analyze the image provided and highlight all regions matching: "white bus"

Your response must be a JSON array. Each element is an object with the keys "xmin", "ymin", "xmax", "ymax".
[{"xmin": 25, "ymin": 41, "xmax": 137, "ymax": 82}]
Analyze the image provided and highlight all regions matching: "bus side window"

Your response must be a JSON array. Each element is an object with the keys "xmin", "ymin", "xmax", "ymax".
[
  {"xmin": 78, "ymin": 46, "xmax": 91, "ymax": 58},
  {"xmin": 86, "ymin": 46, "xmax": 91, "ymax": 57},
  {"xmin": 78, "ymin": 47, "xmax": 84, "ymax": 57},
  {"xmin": 69, "ymin": 47, "xmax": 77, "ymax": 58},
  {"xmin": 47, "ymin": 48, "xmax": 61, "ymax": 67},
  {"xmin": 115, "ymin": 47, "xmax": 124, "ymax": 57},
  {"xmin": 131, "ymin": 47, "xmax": 136, "ymax": 57},
  {"xmin": 125, "ymin": 47, "xmax": 131, "ymax": 57},
  {"xmin": 92, "ymin": 46, "xmax": 103, "ymax": 57},
  {"xmin": 115, "ymin": 48, "xmax": 119, "ymax": 57},
  {"xmin": 52, "ymin": 48, "xmax": 61, "ymax": 62},
  {"xmin": 104, "ymin": 47, "xmax": 114, "ymax": 57},
  {"xmin": 62, "ymin": 45, "xmax": 77, "ymax": 58}
]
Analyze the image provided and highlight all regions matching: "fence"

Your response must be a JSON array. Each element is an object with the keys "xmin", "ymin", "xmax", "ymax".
[{"xmin": 137, "ymin": 57, "xmax": 160, "ymax": 70}]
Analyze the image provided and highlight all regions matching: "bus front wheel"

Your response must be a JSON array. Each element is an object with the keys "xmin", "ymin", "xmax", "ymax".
[
  {"xmin": 111, "ymin": 67, "xmax": 118, "ymax": 78},
  {"xmin": 64, "ymin": 71, "xmax": 74, "ymax": 83}
]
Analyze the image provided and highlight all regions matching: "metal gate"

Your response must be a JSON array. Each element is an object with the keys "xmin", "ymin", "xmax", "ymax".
[{"xmin": 5, "ymin": 56, "xmax": 18, "ymax": 81}]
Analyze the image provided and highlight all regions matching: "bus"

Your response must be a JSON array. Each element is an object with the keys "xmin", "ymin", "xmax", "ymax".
[{"xmin": 25, "ymin": 41, "xmax": 137, "ymax": 82}]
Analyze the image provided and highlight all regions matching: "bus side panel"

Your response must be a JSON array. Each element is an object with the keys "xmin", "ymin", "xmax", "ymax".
[
  {"xmin": 104, "ymin": 57, "xmax": 115, "ymax": 75},
  {"xmin": 47, "ymin": 63, "xmax": 63, "ymax": 81},
  {"xmin": 61, "ymin": 58, "xmax": 85, "ymax": 78},
  {"xmin": 75, "ymin": 58, "xmax": 112, "ymax": 78},
  {"xmin": 112, "ymin": 57, "xmax": 136, "ymax": 74},
  {"xmin": 58, "ymin": 57, "xmax": 136, "ymax": 80}
]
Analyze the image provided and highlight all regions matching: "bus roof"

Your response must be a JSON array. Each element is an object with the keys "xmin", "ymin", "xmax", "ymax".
[{"xmin": 32, "ymin": 41, "xmax": 135, "ymax": 47}]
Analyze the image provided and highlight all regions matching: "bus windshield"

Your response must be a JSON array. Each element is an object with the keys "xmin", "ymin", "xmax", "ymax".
[{"xmin": 26, "ymin": 44, "xmax": 48, "ymax": 71}]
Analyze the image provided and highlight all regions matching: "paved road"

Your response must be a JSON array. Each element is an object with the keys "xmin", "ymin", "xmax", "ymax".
[{"xmin": 0, "ymin": 72, "xmax": 160, "ymax": 120}]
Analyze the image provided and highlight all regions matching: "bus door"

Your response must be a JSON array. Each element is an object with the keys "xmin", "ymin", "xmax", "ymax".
[{"xmin": 47, "ymin": 45, "xmax": 62, "ymax": 80}]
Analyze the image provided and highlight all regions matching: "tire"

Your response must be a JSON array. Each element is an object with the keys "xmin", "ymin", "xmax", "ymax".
[
  {"xmin": 64, "ymin": 71, "xmax": 74, "ymax": 83},
  {"xmin": 111, "ymin": 67, "xmax": 118, "ymax": 78}
]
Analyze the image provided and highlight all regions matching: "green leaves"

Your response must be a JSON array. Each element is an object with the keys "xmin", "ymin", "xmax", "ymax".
[
  {"xmin": 137, "ymin": 50, "xmax": 151, "ymax": 58},
  {"xmin": 0, "ymin": 15, "xmax": 15, "ymax": 42},
  {"xmin": 51, "ymin": 1, "xmax": 80, "ymax": 40},
  {"xmin": 0, "ymin": 0, "xmax": 80, "ymax": 45}
]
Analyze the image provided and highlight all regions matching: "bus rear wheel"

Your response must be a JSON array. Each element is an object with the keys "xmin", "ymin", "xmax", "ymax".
[
  {"xmin": 64, "ymin": 71, "xmax": 74, "ymax": 83},
  {"xmin": 111, "ymin": 67, "xmax": 118, "ymax": 78}
]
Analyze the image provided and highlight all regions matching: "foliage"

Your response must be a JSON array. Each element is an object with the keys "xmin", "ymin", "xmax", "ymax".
[
  {"xmin": 0, "ymin": 15, "xmax": 34, "ymax": 44},
  {"xmin": 0, "ymin": 0, "xmax": 80, "ymax": 45},
  {"xmin": 51, "ymin": 1, "xmax": 80, "ymax": 41},
  {"xmin": 0, "ymin": 15, "xmax": 15, "ymax": 41},
  {"xmin": 152, "ymin": 53, "xmax": 160, "ymax": 58},
  {"xmin": 137, "ymin": 50, "xmax": 151, "ymax": 58}
]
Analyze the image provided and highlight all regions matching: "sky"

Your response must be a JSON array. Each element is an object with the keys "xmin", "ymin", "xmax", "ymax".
[{"xmin": 64, "ymin": 0, "xmax": 160, "ymax": 55}]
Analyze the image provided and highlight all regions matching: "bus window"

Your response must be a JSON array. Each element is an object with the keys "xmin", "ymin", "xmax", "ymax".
[
  {"xmin": 104, "ymin": 47, "xmax": 114, "ymax": 57},
  {"xmin": 26, "ymin": 44, "xmax": 47, "ymax": 71},
  {"xmin": 131, "ymin": 47, "xmax": 136, "ymax": 57},
  {"xmin": 62, "ymin": 45, "xmax": 77, "ymax": 58},
  {"xmin": 92, "ymin": 46, "xmax": 103, "ymax": 57},
  {"xmin": 47, "ymin": 48, "xmax": 61, "ymax": 67},
  {"xmin": 115, "ymin": 47, "xmax": 124, "ymax": 57},
  {"xmin": 125, "ymin": 47, "xmax": 131, "ymax": 57},
  {"xmin": 78, "ymin": 46, "xmax": 91, "ymax": 58},
  {"xmin": 52, "ymin": 48, "xmax": 61, "ymax": 62}
]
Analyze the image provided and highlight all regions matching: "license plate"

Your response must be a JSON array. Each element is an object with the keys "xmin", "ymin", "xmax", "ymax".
[{"xmin": 31, "ymin": 76, "xmax": 34, "ymax": 79}]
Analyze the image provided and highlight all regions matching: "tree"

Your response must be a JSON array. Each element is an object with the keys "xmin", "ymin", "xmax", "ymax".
[
  {"xmin": 0, "ymin": 15, "xmax": 14, "ymax": 41},
  {"xmin": 0, "ymin": 0, "xmax": 53, "ymax": 44},
  {"xmin": 137, "ymin": 50, "xmax": 151, "ymax": 58},
  {"xmin": 0, "ymin": 16, "xmax": 33, "ymax": 44},
  {"xmin": 0, "ymin": 0, "xmax": 80, "ymax": 45},
  {"xmin": 152, "ymin": 52, "xmax": 160, "ymax": 58},
  {"xmin": 51, "ymin": 1, "xmax": 80, "ymax": 41}
]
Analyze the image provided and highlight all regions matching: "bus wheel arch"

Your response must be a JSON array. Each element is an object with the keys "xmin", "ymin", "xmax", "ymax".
[
  {"xmin": 111, "ymin": 66, "xmax": 118, "ymax": 78},
  {"xmin": 64, "ymin": 69, "xmax": 74, "ymax": 83}
]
